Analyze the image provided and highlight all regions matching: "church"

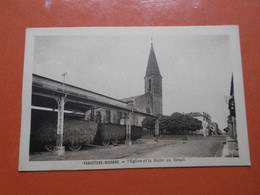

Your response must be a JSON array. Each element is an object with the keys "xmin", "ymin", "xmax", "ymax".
[{"xmin": 85, "ymin": 42, "xmax": 163, "ymax": 127}]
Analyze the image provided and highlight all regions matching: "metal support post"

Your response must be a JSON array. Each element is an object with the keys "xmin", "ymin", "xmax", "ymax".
[
  {"xmin": 91, "ymin": 106, "xmax": 95, "ymax": 121},
  {"xmin": 125, "ymin": 112, "xmax": 132, "ymax": 145},
  {"xmin": 154, "ymin": 118, "xmax": 159, "ymax": 142},
  {"xmin": 53, "ymin": 96, "xmax": 66, "ymax": 156}
]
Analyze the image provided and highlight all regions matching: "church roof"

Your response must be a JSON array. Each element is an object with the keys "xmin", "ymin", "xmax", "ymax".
[
  {"xmin": 120, "ymin": 95, "xmax": 142, "ymax": 102},
  {"xmin": 145, "ymin": 43, "xmax": 162, "ymax": 78}
]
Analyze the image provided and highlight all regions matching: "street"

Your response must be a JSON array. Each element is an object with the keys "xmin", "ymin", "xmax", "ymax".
[
  {"xmin": 30, "ymin": 135, "xmax": 226, "ymax": 161},
  {"xmin": 126, "ymin": 135, "xmax": 225, "ymax": 159}
]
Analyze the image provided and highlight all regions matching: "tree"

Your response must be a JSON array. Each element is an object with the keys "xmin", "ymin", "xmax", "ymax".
[
  {"xmin": 166, "ymin": 113, "xmax": 202, "ymax": 134},
  {"xmin": 159, "ymin": 115, "xmax": 170, "ymax": 130},
  {"xmin": 142, "ymin": 117, "xmax": 155, "ymax": 130},
  {"xmin": 142, "ymin": 113, "xmax": 202, "ymax": 135}
]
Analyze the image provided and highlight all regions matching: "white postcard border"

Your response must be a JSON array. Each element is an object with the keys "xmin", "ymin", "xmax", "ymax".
[{"xmin": 19, "ymin": 26, "xmax": 250, "ymax": 171}]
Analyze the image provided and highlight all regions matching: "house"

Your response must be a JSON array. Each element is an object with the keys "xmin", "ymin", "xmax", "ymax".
[{"xmin": 184, "ymin": 112, "xmax": 211, "ymax": 136}]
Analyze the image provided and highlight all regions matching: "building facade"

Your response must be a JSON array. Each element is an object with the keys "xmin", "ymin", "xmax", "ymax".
[
  {"xmin": 210, "ymin": 122, "xmax": 219, "ymax": 135},
  {"xmin": 184, "ymin": 112, "xmax": 211, "ymax": 136}
]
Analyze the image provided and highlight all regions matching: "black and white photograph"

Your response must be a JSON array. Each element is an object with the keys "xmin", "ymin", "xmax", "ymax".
[{"xmin": 19, "ymin": 26, "xmax": 250, "ymax": 171}]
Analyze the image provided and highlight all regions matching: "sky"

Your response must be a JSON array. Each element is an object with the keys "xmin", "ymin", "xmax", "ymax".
[{"xmin": 33, "ymin": 28, "xmax": 233, "ymax": 130}]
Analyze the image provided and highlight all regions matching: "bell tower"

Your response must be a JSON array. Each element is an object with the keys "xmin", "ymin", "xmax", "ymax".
[{"xmin": 144, "ymin": 41, "xmax": 162, "ymax": 115}]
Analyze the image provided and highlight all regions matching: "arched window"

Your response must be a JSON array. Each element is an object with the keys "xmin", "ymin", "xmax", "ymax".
[{"xmin": 148, "ymin": 78, "xmax": 152, "ymax": 92}]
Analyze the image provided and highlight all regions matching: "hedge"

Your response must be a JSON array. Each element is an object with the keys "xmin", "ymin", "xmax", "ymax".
[
  {"xmin": 95, "ymin": 124, "xmax": 143, "ymax": 145},
  {"xmin": 30, "ymin": 118, "xmax": 97, "ymax": 152},
  {"xmin": 131, "ymin": 126, "xmax": 143, "ymax": 140},
  {"xmin": 95, "ymin": 123, "xmax": 126, "ymax": 144}
]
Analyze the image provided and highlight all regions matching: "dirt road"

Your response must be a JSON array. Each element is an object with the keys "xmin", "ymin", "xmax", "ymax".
[
  {"xmin": 124, "ymin": 136, "xmax": 225, "ymax": 158},
  {"xmin": 30, "ymin": 136, "xmax": 225, "ymax": 161}
]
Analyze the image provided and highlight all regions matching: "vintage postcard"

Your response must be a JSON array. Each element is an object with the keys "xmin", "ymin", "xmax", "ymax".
[{"xmin": 19, "ymin": 26, "xmax": 250, "ymax": 171}]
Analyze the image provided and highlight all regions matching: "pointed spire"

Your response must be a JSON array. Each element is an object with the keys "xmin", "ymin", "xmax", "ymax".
[
  {"xmin": 230, "ymin": 73, "xmax": 234, "ymax": 96},
  {"xmin": 145, "ymin": 41, "xmax": 161, "ymax": 78}
]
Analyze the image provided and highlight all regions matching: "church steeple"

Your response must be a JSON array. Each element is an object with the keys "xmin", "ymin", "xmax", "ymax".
[
  {"xmin": 144, "ymin": 41, "xmax": 163, "ymax": 115},
  {"xmin": 145, "ymin": 41, "xmax": 162, "ymax": 78}
]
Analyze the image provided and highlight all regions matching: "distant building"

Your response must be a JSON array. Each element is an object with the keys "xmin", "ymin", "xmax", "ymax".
[
  {"xmin": 85, "ymin": 41, "xmax": 163, "ymax": 126},
  {"xmin": 184, "ymin": 112, "xmax": 211, "ymax": 136},
  {"xmin": 209, "ymin": 122, "xmax": 219, "ymax": 135}
]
